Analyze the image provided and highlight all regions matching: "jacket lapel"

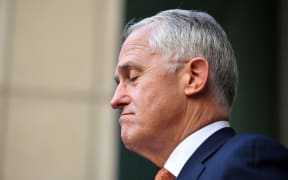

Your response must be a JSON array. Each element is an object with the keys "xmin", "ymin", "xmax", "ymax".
[{"xmin": 176, "ymin": 127, "xmax": 236, "ymax": 180}]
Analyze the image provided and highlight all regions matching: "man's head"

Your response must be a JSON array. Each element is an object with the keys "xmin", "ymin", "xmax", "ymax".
[
  {"xmin": 110, "ymin": 9, "xmax": 238, "ymax": 167},
  {"xmin": 123, "ymin": 9, "xmax": 238, "ymax": 107}
]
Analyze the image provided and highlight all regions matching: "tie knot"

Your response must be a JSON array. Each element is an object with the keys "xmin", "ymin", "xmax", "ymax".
[{"xmin": 155, "ymin": 168, "xmax": 175, "ymax": 180}]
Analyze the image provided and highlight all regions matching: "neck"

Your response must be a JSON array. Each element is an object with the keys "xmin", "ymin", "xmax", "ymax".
[{"xmin": 180, "ymin": 96, "xmax": 230, "ymax": 140}]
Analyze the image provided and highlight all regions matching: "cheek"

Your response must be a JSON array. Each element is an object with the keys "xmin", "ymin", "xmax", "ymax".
[
  {"xmin": 135, "ymin": 85, "xmax": 162, "ymax": 105},
  {"xmin": 129, "ymin": 85, "xmax": 162, "ymax": 122},
  {"xmin": 130, "ymin": 75, "xmax": 183, "ymax": 122},
  {"xmin": 135, "ymin": 85, "xmax": 176, "ymax": 120}
]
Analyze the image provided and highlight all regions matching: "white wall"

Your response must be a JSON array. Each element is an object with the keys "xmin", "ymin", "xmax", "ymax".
[{"xmin": 0, "ymin": 0, "xmax": 123, "ymax": 179}]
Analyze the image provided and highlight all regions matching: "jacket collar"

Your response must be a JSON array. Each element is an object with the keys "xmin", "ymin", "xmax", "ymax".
[{"xmin": 176, "ymin": 127, "xmax": 236, "ymax": 180}]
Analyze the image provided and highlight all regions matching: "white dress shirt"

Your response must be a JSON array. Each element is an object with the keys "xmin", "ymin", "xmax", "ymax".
[{"xmin": 164, "ymin": 121, "xmax": 230, "ymax": 177}]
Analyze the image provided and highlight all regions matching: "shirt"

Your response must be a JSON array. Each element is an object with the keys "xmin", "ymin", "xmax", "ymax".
[{"xmin": 164, "ymin": 121, "xmax": 230, "ymax": 177}]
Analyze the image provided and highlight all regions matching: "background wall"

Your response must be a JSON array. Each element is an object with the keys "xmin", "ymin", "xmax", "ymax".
[
  {"xmin": 0, "ymin": 0, "xmax": 123, "ymax": 179},
  {"xmin": 0, "ymin": 0, "xmax": 287, "ymax": 180},
  {"xmin": 279, "ymin": 0, "xmax": 288, "ymax": 146}
]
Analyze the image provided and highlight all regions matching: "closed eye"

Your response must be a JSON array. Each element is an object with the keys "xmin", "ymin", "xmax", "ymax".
[
  {"xmin": 128, "ymin": 69, "xmax": 141, "ymax": 83},
  {"xmin": 129, "ymin": 75, "xmax": 138, "ymax": 82}
]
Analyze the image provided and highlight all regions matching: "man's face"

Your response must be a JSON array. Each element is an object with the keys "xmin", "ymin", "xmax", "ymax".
[{"xmin": 110, "ymin": 26, "xmax": 185, "ymax": 155}]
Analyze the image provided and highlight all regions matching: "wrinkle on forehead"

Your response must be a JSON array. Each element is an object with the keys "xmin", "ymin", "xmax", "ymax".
[
  {"xmin": 120, "ymin": 38, "xmax": 153, "ymax": 60},
  {"xmin": 120, "ymin": 42, "xmax": 153, "ymax": 60}
]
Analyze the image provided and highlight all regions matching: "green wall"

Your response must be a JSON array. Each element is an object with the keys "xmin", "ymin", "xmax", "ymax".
[{"xmin": 118, "ymin": 0, "xmax": 277, "ymax": 179}]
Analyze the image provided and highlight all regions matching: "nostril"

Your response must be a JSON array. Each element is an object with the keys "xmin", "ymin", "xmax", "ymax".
[{"xmin": 111, "ymin": 103, "xmax": 117, "ymax": 109}]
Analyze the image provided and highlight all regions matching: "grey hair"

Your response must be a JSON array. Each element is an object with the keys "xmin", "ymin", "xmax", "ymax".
[{"xmin": 122, "ymin": 9, "xmax": 238, "ymax": 108}]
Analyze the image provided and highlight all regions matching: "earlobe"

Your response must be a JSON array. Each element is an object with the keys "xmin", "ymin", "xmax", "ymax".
[{"xmin": 184, "ymin": 57, "xmax": 209, "ymax": 96}]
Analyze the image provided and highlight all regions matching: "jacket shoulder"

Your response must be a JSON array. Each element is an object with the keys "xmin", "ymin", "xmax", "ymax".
[{"xmin": 201, "ymin": 133, "xmax": 288, "ymax": 179}]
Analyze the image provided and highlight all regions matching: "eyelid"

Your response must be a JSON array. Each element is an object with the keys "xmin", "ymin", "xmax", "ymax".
[
  {"xmin": 115, "ymin": 64, "xmax": 143, "ymax": 84},
  {"xmin": 129, "ymin": 69, "xmax": 140, "ymax": 80},
  {"xmin": 129, "ymin": 75, "xmax": 138, "ymax": 82}
]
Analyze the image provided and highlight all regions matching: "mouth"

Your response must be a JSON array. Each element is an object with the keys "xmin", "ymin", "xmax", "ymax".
[
  {"xmin": 121, "ymin": 112, "xmax": 134, "ymax": 116},
  {"xmin": 119, "ymin": 112, "xmax": 134, "ymax": 125}
]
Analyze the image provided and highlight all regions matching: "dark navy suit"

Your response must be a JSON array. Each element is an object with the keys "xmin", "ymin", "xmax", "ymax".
[{"xmin": 177, "ymin": 127, "xmax": 288, "ymax": 180}]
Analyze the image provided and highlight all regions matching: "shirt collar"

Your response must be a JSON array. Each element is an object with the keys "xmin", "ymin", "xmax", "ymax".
[{"xmin": 164, "ymin": 121, "xmax": 230, "ymax": 177}]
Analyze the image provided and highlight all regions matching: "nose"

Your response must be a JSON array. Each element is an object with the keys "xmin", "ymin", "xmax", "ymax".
[{"xmin": 110, "ymin": 85, "xmax": 131, "ymax": 109}]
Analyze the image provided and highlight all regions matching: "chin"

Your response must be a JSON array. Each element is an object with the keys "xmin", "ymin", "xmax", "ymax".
[
  {"xmin": 121, "ymin": 128, "xmax": 140, "ymax": 153},
  {"xmin": 121, "ymin": 136, "xmax": 136, "ymax": 152},
  {"xmin": 121, "ymin": 128, "xmax": 132, "ymax": 147}
]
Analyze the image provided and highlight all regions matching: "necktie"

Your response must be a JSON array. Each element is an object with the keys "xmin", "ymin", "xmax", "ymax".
[{"xmin": 155, "ymin": 168, "xmax": 176, "ymax": 180}]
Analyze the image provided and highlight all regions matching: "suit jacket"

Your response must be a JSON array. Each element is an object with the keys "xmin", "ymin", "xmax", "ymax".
[{"xmin": 176, "ymin": 127, "xmax": 288, "ymax": 180}]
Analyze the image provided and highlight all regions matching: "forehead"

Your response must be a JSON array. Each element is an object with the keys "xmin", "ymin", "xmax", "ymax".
[
  {"xmin": 119, "ymin": 34, "xmax": 152, "ymax": 64},
  {"xmin": 120, "ymin": 25, "xmax": 155, "ymax": 59},
  {"xmin": 116, "ymin": 25, "xmax": 158, "ymax": 72}
]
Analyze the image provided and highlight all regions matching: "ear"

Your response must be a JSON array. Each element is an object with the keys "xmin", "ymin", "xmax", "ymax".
[{"xmin": 184, "ymin": 57, "xmax": 209, "ymax": 96}]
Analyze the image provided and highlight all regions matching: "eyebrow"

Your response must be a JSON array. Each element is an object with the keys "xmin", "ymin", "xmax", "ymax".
[{"xmin": 114, "ymin": 61, "xmax": 145, "ymax": 83}]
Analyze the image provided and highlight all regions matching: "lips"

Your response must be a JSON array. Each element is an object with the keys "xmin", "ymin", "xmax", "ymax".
[
  {"xmin": 121, "ymin": 112, "xmax": 134, "ymax": 116},
  {"xmin": 119, "ymin": 112, "xmax": 134, "ymax": 125},
  {"xmin": 121, "ymin": 108, "xmax": 135, "ymax": 116}
]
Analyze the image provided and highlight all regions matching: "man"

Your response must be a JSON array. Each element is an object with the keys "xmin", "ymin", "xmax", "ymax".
[{"xmin": 110, "ymin": 9, "xmax": 288, "ymax": 180}]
